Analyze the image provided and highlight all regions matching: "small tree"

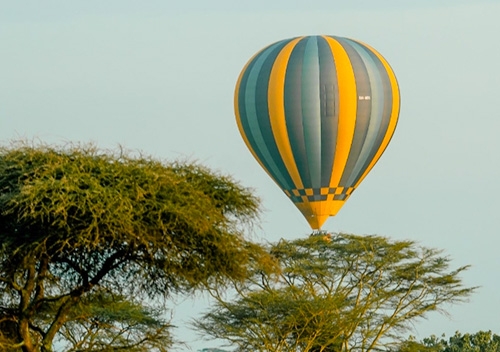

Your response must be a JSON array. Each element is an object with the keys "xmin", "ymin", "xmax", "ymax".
[
  {"xmin": 194, "ymin": 234, "xmax": 476, "ymax": 352},
  {"xmin": 396, "ymin": 331, "xmax": 500, "ymax": 352},
  {"xmin": 0, "ymin": 142, "xmax": 271, "ymax": 352},
  {"xmin": 53, "ymin": 289, "xmax": 173, "ymax": 352}
]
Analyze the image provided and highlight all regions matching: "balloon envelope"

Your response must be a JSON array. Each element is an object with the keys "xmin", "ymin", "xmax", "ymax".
[{"xmin": 234, "ymin": 35, "xmax": 400, "ymax": 229}]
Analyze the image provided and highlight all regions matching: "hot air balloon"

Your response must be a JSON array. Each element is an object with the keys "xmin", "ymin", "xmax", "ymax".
[{"xmin": 234, "ymin": 35, "xmax": 400, "ymax": 229}]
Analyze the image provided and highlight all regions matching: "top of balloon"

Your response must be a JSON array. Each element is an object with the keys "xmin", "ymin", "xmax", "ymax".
[{"xmin": 234, "ymin": 35, "xmax": 400, "ymax": 229}]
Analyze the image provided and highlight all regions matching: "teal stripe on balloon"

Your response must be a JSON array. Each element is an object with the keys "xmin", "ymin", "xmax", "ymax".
[
  {"xmin": 348, "ymin": 42, "xmax": 395, "ymax": 186},
  {"xmin": 317, "ymin": 36, "xmax": 338, "ymax": 188},
  {"xmin": 346, "ymin": 40, "xmax": 386, "ymax": 186},
  {"xmin": 254, "ymin": 41, "xmax": 298, "ymax": 191},
  {"xmin": 238, "ymin": 40, "xmax": 295, "ymax": 190},
  {"xmin": 284, "ymin": 38, "xmax": 311, "ymax": 188},
  {"xmin": 301, "ymin": 36, "xmax": 322, "ymax": 189}
]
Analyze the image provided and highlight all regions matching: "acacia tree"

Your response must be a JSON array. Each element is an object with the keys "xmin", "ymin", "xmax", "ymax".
[
  {"xmin": 0, "ymin": 142, "xmax": 272, "ymax": 352},
  {"xmin": 395, "ymin": 331, "xmax": 500, "ymax": 352},
  {"xmin": 194, "ymin": 234, "xmax": 476, "ymax": 352},
  {"xmin": 50, "ymin": 290, "xmax": 172, "ymax": 352}
]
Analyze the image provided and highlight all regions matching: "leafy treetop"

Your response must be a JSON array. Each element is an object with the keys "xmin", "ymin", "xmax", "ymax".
[{"xmin": 0, "ymin": 142, "xmax": 272, "ymax": 352}]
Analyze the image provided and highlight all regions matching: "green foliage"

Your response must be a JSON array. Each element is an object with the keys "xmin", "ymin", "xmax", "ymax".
[
  {"xmin": 0, "ymin": 142, "xmax": 269, "ymax": 352},
  {"xmin": 395, "ymin": 331, "xmax": 500, "ymax": 352},
  {"xmin": 194, "ymin": 234, "xmax": 476, "ymax": 352},
  {"xmin": 395, "ymin": 335, "xmax": 445, "ymax": 352},
  {"xmin": 57, "ymin": 290, "xmax": 172, "ymax": 352}
]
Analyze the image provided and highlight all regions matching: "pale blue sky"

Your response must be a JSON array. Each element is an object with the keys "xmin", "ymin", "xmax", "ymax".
[{"xmin": 1, "ymin": 1, "xmax": 499, "ymax": 350}]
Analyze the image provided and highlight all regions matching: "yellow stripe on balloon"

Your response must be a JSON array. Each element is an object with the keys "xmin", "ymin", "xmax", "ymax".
[
  {"xmin": 267, "ymin": 37, "xmax": 305, "ymax": 190},
  {"xmin": 322, "ymin": 36, "xmax": 358, "ymax": 189},
  {"xmin": 351, "ymin": 41, "xmax": 400, "ymax": 189}
]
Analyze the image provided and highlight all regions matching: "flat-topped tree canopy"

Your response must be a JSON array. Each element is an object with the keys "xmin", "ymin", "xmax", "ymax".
[{"xmin": 0, "ymin": 141, "xmax": 273, "ymax": 352}]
